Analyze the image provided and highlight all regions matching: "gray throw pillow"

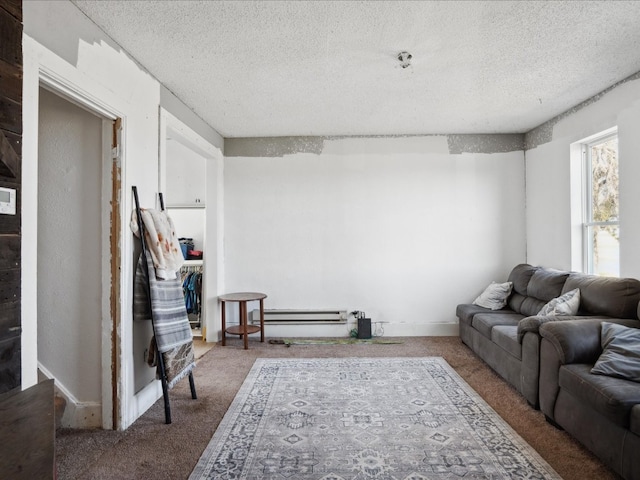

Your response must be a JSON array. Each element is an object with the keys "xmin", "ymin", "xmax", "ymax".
[
  {"xmin": 472, "ymin": 281, "xmax": 513, "ymax": 310},
  {"xmin": 537, "ymin": 288, "xmax": 580, "ymax": 316},
  {"xmin": 591, "ymin": 322, "xmax": 640, "ymax": 382}
]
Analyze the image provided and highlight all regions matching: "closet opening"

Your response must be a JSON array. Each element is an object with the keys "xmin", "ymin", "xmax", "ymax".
[
  {"xmin": 36, "ymin": 85, "xmax": 120, "ymax": 430},
  {"xmin": 158, "ymin": 108, "xmax": 216, "ymax": 344}
]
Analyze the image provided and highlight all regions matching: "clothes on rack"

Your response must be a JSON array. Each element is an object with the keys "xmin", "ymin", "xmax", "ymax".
[
  {"xmin": 181, "ymin": 268, "xmax": 202, "ymax": 316},
  {"xmin": 130, "ymin": 208, "xmax": 184, "ymax": 280}
]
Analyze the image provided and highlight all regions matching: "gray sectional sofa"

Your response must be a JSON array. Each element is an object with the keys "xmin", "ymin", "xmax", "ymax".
[{"xmin": 457, "ymin": 263, "xmax": 640, "ymax": 479}]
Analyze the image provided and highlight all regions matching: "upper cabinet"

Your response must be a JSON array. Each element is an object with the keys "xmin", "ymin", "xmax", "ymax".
[
  {"xmin": 159, "ymin": 108, "xmax": 213, "ymax": 208},
  {"xmin": 165, "ymin": 138, "xmax": 206, "ymax": 207}
]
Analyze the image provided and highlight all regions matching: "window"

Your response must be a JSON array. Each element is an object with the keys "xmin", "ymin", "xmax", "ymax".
[{"xmin": 583, "ymin": 132, "xmax": 619, "ymax": 276}]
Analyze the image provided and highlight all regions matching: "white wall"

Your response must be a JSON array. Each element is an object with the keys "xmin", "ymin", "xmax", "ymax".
[
  {"xmin": 22, "ymin": 0, "xmax": 224, "ymax": 430},
  {"xmin": 224, "ymin": 136, "xmax": 526, "ymax": 336},
  {"xmin": 526, "ymin": 78, "xmax": 640, "ymax": 278}
]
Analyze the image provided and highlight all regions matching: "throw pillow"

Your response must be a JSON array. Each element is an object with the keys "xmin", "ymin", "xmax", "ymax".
[
  {"xmin": 537, "ymin": 288, "xmax": 580, "ymax": 316},
  {"xmin": 592, "ymin": 322, "xmax": 640, "ymax": 382},
  {"xmin": 472, "ymin": 281, "xmax": 513, "ymax": 310}
]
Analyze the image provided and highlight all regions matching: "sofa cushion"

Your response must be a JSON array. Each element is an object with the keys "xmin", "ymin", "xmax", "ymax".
[
  {"xmin": 538, "ymin": 288, "xmax": 581, "ymax": 316},
  {"xmin": 560, "ymin": 363, "xmax": 640, "ymax": 428},
  {"xmin": 472, "ymin": 313, "xmax": 523, "ymax": 339},
  {"xmin": 515, "ymin": 295, "xmax": 550, "ymax": 318},
  {"xmin": 473, "ymin": 282, "xmax": 513, "ymax": 310},
  {"xmin": 527, "ymin": 269, "xmax": 569, "ymax": 302},
  {"xmin": 491, "ymin": 325, "xmax": 521, "ymax": 360},
  {"xmin": 592, "ymin": 322, "xmax": 640, "ymax": 382},
  {"xmin": 507, "ymin": 264, "xmax": 539, "ymax": 296},
  {"xmin": 563, "ymin": 273, "xmax": 640, "ymax": 319},
  {"xmin": 456, "ymin": 304, "xmax": 515, "ymax": 326}
]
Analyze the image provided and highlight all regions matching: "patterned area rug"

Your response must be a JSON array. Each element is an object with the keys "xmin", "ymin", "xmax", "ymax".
[{"xmin": 190, "ymin": 357, "xmax": 561, "ymax": 479}]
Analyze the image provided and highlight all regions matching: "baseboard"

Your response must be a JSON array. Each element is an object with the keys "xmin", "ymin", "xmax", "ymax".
[
  {"xmin": 382, "ymin": 322, "xmax": 460, "ymax": 337},
  {"xmin": 37, "ymin": 362, "xmax": 102, "ymax": 429},
  {"xmin": 255, "ymin": 322, "xmax": 459, "ymax": 339}
]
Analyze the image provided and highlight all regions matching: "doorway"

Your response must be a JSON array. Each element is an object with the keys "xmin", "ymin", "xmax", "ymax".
[{"xmin": 36, "ymin": 87, "xmax": 116, "ymax": 429}]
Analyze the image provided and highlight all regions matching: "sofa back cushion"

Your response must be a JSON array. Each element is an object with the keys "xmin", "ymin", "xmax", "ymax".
[
  {"xmin": 507, "ymin": 264, "xmax": 538, "ymax": 314},
  {"xmin": 506, "ymin": 264, "xmax": 569, "ymax": 317},
  {"xmin": 528, "ymin": 269, "xmax": 570, "ymax": 301},
  {"xmin": 514, "ymin": 296, "xmax": 548, "ymax": 317},
  {"xmin": 507, "ymin": 264, "xmax": 539, "ymax": 296},
  {"xmin": 563, "ymin": 273, "xmax": 640, "ymax": 319}
]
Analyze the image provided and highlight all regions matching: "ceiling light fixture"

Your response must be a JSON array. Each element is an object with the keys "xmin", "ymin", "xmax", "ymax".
[{"xmin": 397, "ymin": 51, "xmax": 412, "ymax": 68}]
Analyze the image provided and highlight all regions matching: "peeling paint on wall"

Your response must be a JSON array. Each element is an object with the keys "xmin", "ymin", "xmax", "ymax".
[
  {"xmin": 525, "ymin": 70, "xmax": 640, "ymax": 151},
  {"xmin": 226, "ymin": 134, "xmax": 527, "ymax": 157},
  {"xmin": 447, "ymin": 134, "xmax": 524, "ymax": 154},
  {"xmin": 225, "ymin": 136, "xmax": 325, "ymax": 157}
]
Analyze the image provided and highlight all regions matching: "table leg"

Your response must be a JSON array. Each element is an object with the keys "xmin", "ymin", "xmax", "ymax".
[
  {"xmin": 241, "ymin": 301, "xmax": 248, "ymax": 350},
  {"xmin": 259, "ymin": 298, "xmax": 265, "ymax": 343},
  {"xmin": 221, "ymin": 300, "xmax": 226, "ymax": 346}
]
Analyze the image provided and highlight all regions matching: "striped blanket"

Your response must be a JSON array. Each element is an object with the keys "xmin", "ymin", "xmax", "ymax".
[{"xmin": 134, "ymin": 252, "xmax": 195, "ymax": 388}]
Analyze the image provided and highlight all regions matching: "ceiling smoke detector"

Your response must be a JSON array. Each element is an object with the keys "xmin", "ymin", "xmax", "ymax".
[{"xmin": 397, "ymin": 51, "xmax": 412, "ymax": 68}]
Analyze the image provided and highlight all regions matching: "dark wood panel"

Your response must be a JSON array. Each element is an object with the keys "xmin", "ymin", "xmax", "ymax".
[
  {"xmin": 0, "ymin": 235, "xmax": 19, "ymax": 269},
  {"xmin": 0, "ymin": 335, "xmax": 20, "ymax": 393},
  {"xmin": 0, "ymin": 380, "xmax": 55, "ymax": 479},
  {"xmin": 0, "ymin": 0, "xmax": 20, "ymax": 396},
  {"xmin": 0, "ymin": 95, "xmax": 21, "ymax": 135},
  {"xmin": 0, "ymin": 129, "xmax": 19, "ymax": 178},
  {"xmin": 0, "ymin": 196, "xmax": 20, "ymax": 233},
  {"xmin": 0, "ymin": 299, "xmax": 19, "ymax": 341},
  {"xmin": 0, "ymin": 267, "xmax": 19, "ymax": 303},
  {"xmin": 0, "ymin": 59, "xmax": 21, "ymax": 104},
  {"xmin": 0, "ymin": 7, "xmax": 21, "ymax": 66},
  {"xmin": 0, "ymin": 129, "xmax": 20, "ymax": 161},
  {"xmin": 0, "ymin": 0, "xmax": 22, "ymax": 23}
]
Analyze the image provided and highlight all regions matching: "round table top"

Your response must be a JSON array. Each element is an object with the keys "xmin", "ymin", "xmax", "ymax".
[{"xmin": 219, "ymin": 292, "xmax": 267, "ymax": 302}]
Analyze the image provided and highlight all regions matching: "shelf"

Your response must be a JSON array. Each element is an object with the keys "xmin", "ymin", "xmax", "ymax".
[
  {"xmin": 182, "ymin": 259, "xmax": 203, "ymax": 267},
  {"xmin": 225, "ymin": 325, "xmax": 262, "ymax": 336},
  {"xmin": 166, "ymin": 204, "xmax": 206, "ymax": 209}
]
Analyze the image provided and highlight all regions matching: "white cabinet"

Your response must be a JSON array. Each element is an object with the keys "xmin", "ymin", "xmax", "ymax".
[{"xmin": 165, "ymin": 138, "xmax": 206, "ymax": 207}]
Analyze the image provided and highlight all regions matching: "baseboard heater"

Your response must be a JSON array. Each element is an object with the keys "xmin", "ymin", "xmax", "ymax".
[{"xmin": 251, "ymin": 309, "xmax": 347, "ymax": 325}]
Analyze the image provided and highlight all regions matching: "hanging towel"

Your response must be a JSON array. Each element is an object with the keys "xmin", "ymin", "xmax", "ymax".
[
  {"xmin": 130, "ymin": 208, "xmax": 184, "ymax": 280},
  {"xmin": 134, "ymin": 252, "xmax": 195, "ymax": 388}
]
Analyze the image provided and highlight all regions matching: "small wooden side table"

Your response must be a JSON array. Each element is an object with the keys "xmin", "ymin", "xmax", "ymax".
[{"xmin": 219, "ymin": 292, "xmax": 267, "ymax": 350}]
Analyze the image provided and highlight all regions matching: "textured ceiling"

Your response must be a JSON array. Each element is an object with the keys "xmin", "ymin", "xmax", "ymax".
[{"xmin": 71, "ymin": 0, "xmax": 640, "ymax": 138}]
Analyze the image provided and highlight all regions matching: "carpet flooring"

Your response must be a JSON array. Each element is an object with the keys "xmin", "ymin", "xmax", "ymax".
[
  {"xmin": 190, "ymin": 357, "xmax": 561, "ymax": 479},
  {"xmin": 55, "ymin": 337, "xmax": 621, "ymax": 480}
]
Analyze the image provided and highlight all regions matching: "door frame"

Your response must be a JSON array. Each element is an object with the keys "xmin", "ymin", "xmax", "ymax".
[{"xmin": 40, "ymin": 70, "xmax": 121, "ymax": 430}]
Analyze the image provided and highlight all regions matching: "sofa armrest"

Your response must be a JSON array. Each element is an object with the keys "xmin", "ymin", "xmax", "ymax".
[
  {"xmin": 516, "ymin": 315, "xmax": 601, "ymax": 343},
  {"xmin": 517, "ymin": 315, "xmax": 556, "ymax": 342},
  {"xmin": 538, "ymin": 318, "xmax": 639, "ymax": 364},
  {"xmin": 538, "ymin": 319, "xmax": 602, "ymax": 364}
]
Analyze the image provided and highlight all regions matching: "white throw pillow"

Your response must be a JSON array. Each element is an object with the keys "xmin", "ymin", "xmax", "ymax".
[
  {"xmin": 472, "ymin": 282, "xmax": 513, "ymax": 310},
  {"xmin": 537, "ymin": 288, "xmax": 580, "ymax": 316}
]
